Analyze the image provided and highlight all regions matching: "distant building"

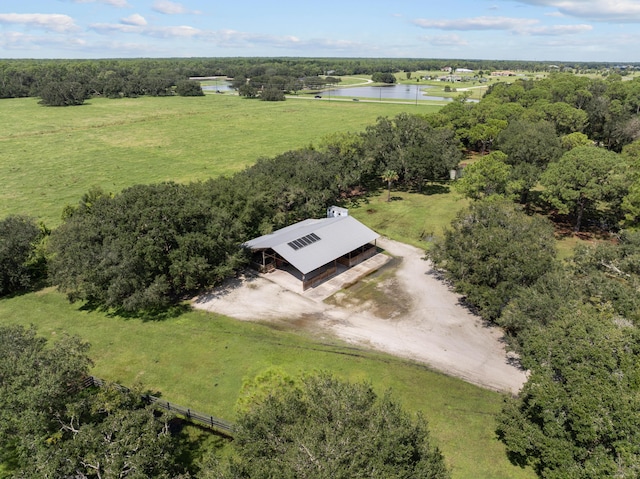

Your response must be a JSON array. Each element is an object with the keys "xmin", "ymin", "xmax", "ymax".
[{"xmin": 491, "ymin": 71, "xmax": 516, "ymax": 76}]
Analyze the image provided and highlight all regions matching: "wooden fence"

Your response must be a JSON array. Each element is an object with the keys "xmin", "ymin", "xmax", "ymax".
[{"xmin": 82, "ymin": 376, "xmax": 235, "ymax": 436}]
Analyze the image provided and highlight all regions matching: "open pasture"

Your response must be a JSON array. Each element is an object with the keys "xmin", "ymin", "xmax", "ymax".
[{"xmin": 0, "ymin": 94, "xmax": 439, "ymax": 226}]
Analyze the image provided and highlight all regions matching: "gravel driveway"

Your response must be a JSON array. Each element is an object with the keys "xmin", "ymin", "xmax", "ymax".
[{"xmin": 193, "ymin": 237, "xmax": 527, "ymax": 393}]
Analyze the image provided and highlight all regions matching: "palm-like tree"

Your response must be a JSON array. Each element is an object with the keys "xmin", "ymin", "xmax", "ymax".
[{"xmin": 381, "ymin": 169, "xmax": 399, "ymax": 202}]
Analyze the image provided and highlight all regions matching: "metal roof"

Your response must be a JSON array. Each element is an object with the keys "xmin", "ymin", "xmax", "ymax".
[{"xmin": 244, "ymin": 216, "xmax": 379, "ymax": 275}]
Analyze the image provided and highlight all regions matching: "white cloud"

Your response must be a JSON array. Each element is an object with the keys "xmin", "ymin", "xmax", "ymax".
[
  {"xmin": 413, "ymin": 15, "xmax": 591, "ymax": 36},
  {"xmin": 525, "ymin": 24, "xmax": 592, "ymax": 35},
  {"xmin": 210, "ymin": 29, "xmax": 299, "ymax": 48},
  {"xmin": 510, "ymin": 0, "xmax": 640, "ymax": 22},
  {"xmin": 72, "ymin": 0, "xmax": 130, "ymax": 7},
  {"xmin": 0, "ymin": 31, "xmax": 87, "ymax": 52},
  {"xmin": 152, "ymin": 0, "xmax": 199, "ymax": 15},
  {"xmin": 121, "ymin": 14, "xmax": 147, "ymax": 26},
  {"xmin": 413, "ymin": 16, "xmax": 538, "ymax": 31},
  {"xmin": 90, "ymin": 22, "xmax": 201, "ymax": 38},
  {"xmin": 0, "ymin": 13, "xmax": 79, "ymax": 33}
]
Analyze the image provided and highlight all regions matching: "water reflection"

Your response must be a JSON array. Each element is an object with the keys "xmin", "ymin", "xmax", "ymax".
[
  {"xmin": 202, "ymin": 82, "xmax": 478, "ymax": 102},
  {"xmin": 322, "ymin": 84, "xmax": 458, "ymax": 102},
  {"xmin": 201, "ymin": 83, "xmax": 234, "ymax": 92}
]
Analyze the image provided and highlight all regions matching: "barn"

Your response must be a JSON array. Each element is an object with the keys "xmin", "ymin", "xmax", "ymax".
[{"xmin": 244, "ymin": 209, "xmax": 380, "ymax": 291}]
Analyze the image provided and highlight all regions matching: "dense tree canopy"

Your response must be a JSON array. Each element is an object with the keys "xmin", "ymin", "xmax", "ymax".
[
  {"xmin": 540, "ymin": 146, "xmax": 628, "ymax": 232},
  {"xmin": 0, "ymin": 325, "xmax": 185, "ymax": 478},
  {"xmin": 428, "ymin": 199, "xmax": 556, "ymax": 321},
  {"xmin": 361, "ymin": 113, "xmax": 462, "ymax": 189},
  {"xmin": 454, "ymin": 151, "xmax": 515, "ymax": 200},
  {"xmin": 49, "ymin": 182, "xmax": 248, "ymax": 312},
  {"xmin": 371, "ymin": 72, "xmax": 397, "ymax": 84},
  {"xmin": 494, "ymin": 119, "xmax": 563, "ymax": 202},
  {"xmin": 213, "ymin": 373, "xmax": 449, "ymax": 479},
  {"xmin": 175, "ymin": 79, "xmax": 204, "ymax": 96},
  {"xmin": 0, "ymin": 325, "xmax": 91, "ymax": 454},
  {"xmin": 38, "ymin": 81, "xmax": 88, "ymax": 106},
  {"xmin": 497, "ymin": 305, "xmax": 640, "ymax": 479},
  {"xmin": 0, "ymin": 215, "xmax": 47, "ymax": 297}
]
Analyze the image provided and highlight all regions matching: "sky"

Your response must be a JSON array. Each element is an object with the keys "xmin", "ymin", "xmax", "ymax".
[{"xmin": 1, "ymin": 0, "xmax": 639, "ymax": 62}]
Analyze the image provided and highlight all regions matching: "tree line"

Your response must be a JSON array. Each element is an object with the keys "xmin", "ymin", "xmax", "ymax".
[
  {"xmin": 2, "ymin": 57, "xmax": 638, "ymax": 104},
  {"xmin": 428, "ymin": 197, "xmax": 640, "ymax": 477},
  {"xmin": 431, "ymin": 72, "xmax": 640, "ymax": 232}
]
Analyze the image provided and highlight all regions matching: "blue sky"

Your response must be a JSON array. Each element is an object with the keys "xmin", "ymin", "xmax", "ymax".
[{"xmin": 1, "ymin": 0, "xmax": 639, "ymax": 62}]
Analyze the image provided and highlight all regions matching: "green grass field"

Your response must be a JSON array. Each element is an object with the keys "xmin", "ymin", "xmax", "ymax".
[
  {"xmin": 350, "ymin": 186, "xmax": 470, "ymax": 248},
  {"xmin": 0, "ymin": 93, "xmax": 534, "ymax": 478},
  {"xmin": 0, "ymin": 95, "xmax": 440, "ymax": 226}
]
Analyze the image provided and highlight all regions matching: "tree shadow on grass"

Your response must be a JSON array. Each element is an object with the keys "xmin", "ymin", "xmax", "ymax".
[
  {"xmin": 171, "ymin": 420, "xmax": 230, "ymax": 474},
  {"xmin": 415, "ymin": 183, "xmax": 451, "ymax": 195},
  {"xmin": 78, "ymin": 301, "xmax": 190, "ymax": 322},
  {"xmin": 193, "ymin": 274, "xmax": 255, "ymax": 304}
]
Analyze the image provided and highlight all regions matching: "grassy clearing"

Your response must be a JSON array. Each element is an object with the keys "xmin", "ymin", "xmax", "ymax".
[
  {"xmin": 0, "ymin": 95, "xmax": 431, "ymax": 226},
  {"xmin": 349, "ymin": 187, "xmax": 470, "ymax": 249},
  {"xmin": 0, "ymin": 289, "xmax": 533, "ymax": 479}
]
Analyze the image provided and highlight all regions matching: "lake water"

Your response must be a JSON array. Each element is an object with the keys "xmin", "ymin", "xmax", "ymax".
[
  {"xmin": 203, "ymin": 82, "xmax": 475, "ymax": 102},
  {"xmin": 202, "ymin": 82, "xmax": 234, "ymax": 92},
  {"xmin": 321, "ymin": 84, "xmax": 456, "ymax": 102}
]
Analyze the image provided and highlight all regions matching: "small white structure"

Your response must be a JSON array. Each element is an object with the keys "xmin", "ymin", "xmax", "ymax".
[{"xmin": 327, "ymin": 205, "xmax": 349, "ymax": 218}]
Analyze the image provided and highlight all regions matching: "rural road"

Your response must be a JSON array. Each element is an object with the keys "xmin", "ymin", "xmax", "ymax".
[{"xmin": 194, "ymin": 238, "xmax": 527, "ymax": 394}]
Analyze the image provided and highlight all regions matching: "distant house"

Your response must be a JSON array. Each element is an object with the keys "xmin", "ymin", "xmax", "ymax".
[
  {"xmin": 455, "ymin": 68, "xmax": 473, "ymax": 73},
  {"xmin": 244, "ymin": 210, "xmax": 380, "ymax": 291},
  {"xmin": 491, "ymin": 70, "xmax": 515, "ymax": 76}
]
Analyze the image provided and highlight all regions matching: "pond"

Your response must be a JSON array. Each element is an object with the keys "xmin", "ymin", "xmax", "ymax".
[
  {"xmin": 201, "ymin": 82, "xmax": 234, "ymax": 92},
  {"xmin": 321, "ymin": 84, "xmax": 459, "ymax": 102},
  {"xmin": 202, "ymin": 82, "xmax": 477, "ymax": 102}
]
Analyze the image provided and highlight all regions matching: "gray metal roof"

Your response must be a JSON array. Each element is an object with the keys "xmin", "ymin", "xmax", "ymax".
[{"xmin": 244, "ymin": 216, "xmax": 379, "ymax": 275}]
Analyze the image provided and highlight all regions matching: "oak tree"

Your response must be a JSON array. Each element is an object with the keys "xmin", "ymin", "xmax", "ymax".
[
  {"xmin": 214, "ymin": 373, "xmax": 449, "ymax": 479},
  {"xmin": 428, "ymin": 199, "xmax": 556, "ymax": 321}
]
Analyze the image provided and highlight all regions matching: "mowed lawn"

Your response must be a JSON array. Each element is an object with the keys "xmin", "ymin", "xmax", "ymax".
[
  {"xmin": 0, "ymin": 94, "xmax": 439, "ymax": 226},
  {"xmin": 350, "ymin": 187, "xmax": 470, "ymax": 248},
  {"xmin": 0, "ymin": 290, "xmax": 533, "ymax": 479}
]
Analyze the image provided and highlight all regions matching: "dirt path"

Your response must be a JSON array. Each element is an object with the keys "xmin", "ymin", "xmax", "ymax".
[{"xmin": 193, "ymin": 238, "xmax": 527, "ymax": 393}]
